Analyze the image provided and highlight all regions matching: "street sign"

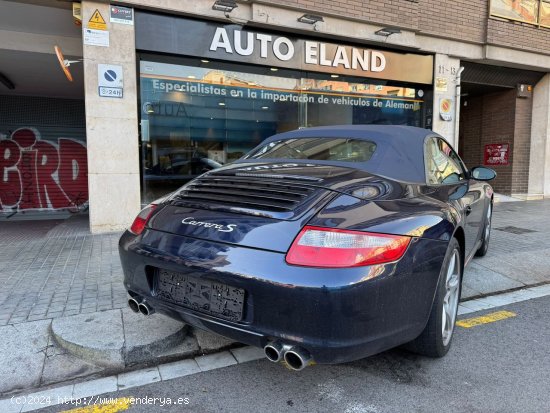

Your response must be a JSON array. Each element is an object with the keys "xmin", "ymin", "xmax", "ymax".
[
  {"xmin": 110, "ymin": 6, "xmax": 134, "ymax": 25},
  {"xmin": 484, "ymin": 143, "xmax": 510, "ymax": 166},
  {"xmin": 98, "ymin": 87, "xmax": 123, "ymax": 98},
  {"xmin": 98, "ymin": 64, "xmax": 123, "ymax": 98},
  {"xmin": 83, "ymin": 28, "xmax": 109, "ymax": 47}
]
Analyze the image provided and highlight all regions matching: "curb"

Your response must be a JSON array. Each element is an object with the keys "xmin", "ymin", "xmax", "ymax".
[
  {"xmin": 50, "ymin": 309, "xmax": 190, "ymax": 368},
  {"xmin": 460, "ymin": 280, "xmax": 550, "ymax": 303},
  {"xmin": 4, "ymin": 283, "xmax": 550, "ymax": 412}
]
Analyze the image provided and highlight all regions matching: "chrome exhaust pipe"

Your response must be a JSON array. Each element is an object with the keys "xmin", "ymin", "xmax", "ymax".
[
  {"xmin": 127, "ymin": 297, "xmax": 140, "ymax": 313},
  {"xmin": 264, "ymin": 342, "xmax": 284, "ymax": 363},
  {"xmin": 284, "ymin": 347, "xmax": 312, "ymax": 371},
  {"xmin": 138, "ymin": 301, "xmax": 155, "ymax": 316}
]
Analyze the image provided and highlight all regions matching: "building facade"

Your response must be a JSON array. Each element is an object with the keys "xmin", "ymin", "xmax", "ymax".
[{"xmin": 1, "ymin": 0, "xmax": 549, "ymax": 232}]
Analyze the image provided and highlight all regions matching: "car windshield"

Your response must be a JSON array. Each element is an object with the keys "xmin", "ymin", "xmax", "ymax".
[{"xmin": 243, "ymin": 138, "xmax": 377, "ymax": 163}]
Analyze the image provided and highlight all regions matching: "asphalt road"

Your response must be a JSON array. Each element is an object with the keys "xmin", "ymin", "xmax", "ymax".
[{"xmin": 40, "ymin": 295, "xmax": 550, "ymax": 413}]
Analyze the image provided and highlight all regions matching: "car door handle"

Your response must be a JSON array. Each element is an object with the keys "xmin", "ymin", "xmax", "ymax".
[{"xmin": 465, "ymin": 205, "xmax": 472, "ymax": 216}]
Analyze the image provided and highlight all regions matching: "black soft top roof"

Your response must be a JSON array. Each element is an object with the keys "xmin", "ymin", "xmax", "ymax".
[{"xmin": 243, "ymin": 125, "xmax": 442, "ymax": 184}]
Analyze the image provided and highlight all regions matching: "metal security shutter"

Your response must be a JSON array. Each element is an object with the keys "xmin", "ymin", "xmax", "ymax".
[
  {"xmin": 462, "ymin": 62, "xmax": 545, "ymax": 88},
  {"xmin": 0, "ymin": 96, "xmax": 87, "ymax": 217}
]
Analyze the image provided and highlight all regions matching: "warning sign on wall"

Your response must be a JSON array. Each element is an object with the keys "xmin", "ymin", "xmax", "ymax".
[
  {"xmin": 88, "ymin": 9, "xmax": 107, "ymax": 30},
  {"xmin": 484, "ymin": 143, "xmax": 510, "ymax": 166}
]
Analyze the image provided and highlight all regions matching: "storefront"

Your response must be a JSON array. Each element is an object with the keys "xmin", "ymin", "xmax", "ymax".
[
  {"xmin": 135, "ymin": 13, "xmax": 434, "ymax": 203},
  {"xmin": 0, "ymin": 0, "xmax": 86, "ymax": 220},
  {"xmin": 0, "ymin": 97, "xmax": 87, "ymax": 218},
  {"xmin": 6, "ymin": 1, "xmax": 550, "ymax": 232}
]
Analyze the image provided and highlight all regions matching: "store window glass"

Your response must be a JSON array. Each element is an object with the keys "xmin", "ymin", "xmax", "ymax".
[
  {"xmin": 490, "ymin": 0, "xmax": 542, "ymax": 25},
  {"xmin": 139, "ymin": 58, "xmax": 429, "ymax": 202},
  {"xmin": 541, "ymin": 0, "xmax": 550, "ymax": 26}
]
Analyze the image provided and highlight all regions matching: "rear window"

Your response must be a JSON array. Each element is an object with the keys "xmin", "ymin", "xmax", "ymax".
[{"xmin": 243, "ymin": 138, "xmax": 377, "ymax": 163}]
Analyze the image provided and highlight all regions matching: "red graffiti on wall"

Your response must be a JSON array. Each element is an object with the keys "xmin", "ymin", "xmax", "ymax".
[{"xmin": 0, "ymin": 127, "xmax": 88, "ymax": 211}]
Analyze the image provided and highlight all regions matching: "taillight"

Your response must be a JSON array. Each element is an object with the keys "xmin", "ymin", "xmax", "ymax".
[
  {"xmin": 286, "ymin": 226, "xmax": 411, "ymax": 268},
  {"xmin": 129, "ymin": 204, "xmax": 158, "ymax": 235}
]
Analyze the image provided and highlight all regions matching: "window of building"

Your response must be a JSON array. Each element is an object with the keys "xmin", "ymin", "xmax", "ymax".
[
  {"xmin": 490, "ymin": 0, "xmax": 550, "ymax": 28},
  {"xmin": 139, "ymin": 56, "xmax": 430, "ymax": 202}
]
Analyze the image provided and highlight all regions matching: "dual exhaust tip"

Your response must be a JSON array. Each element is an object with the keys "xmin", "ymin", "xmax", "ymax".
[
  {"xmin": 128, "ymin": 296, "xmax": 154, "ymax": 316},
  {"xmin": 129, "ymin": 297, "xmax": 311, "ymax": 370},
  {"xmin": 264, "ymin": 342, "xmax": 312, "ymax": 371}
]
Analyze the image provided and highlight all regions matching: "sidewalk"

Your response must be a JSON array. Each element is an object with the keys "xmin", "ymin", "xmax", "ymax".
[{"xmin": 1, "ymin": 199, "xmax": 550, "ymax": 396}]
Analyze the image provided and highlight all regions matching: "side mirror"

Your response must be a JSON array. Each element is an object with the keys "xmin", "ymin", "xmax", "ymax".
[{"xmin": 470, "ymin": 166, "xmax": 497, "ymax": 181}]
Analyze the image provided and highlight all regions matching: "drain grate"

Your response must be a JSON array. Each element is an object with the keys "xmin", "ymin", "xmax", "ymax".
[{"xmin": 494, "ymin": 226, "xmax": 537, "ymax": 235}]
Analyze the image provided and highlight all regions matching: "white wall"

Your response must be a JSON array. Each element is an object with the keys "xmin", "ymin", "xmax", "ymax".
[
  {"xmin": 528, "ymin": 74, "xmax": 550, "ymax": 198},
  {"xmin": 82, "ymin": 1, "xmax": 141, "ymax": 233},
  {"xmin": 431, "ymin": 54, "xmax": 461, "ymax": 149}
]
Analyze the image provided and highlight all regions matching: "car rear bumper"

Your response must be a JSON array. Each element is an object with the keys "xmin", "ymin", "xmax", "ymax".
[{"xmin": 119, "ymin": 229, "xmax": 448, "ymax": 364}]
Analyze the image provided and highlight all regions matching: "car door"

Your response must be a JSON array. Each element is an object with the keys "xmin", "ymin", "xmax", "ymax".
[
  {"xmin": 424, "ymin": 137, "xmax": 481, "ymax": 258},
  {"xmin": 440, "ymin": 140, "xmax": 486, "ymax": 258}
]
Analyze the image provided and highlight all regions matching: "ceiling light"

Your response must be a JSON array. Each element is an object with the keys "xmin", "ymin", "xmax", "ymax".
[
  {"xmin": 270, "ymin": 68, "xmax": 278, "ymax": 72},
  {"xmin": 297, "ymin": 14, "xmax": 324, "ymax": 24},
  {"xmin": 261, "ymin": 106, "xmax": 269, "ymax": 110},
  {"xmin": 375, "ymin": 27, "xmax": 401, "ymax": 37},
  {"xmin": 331, "ymin": 74, "xmax": 339, "ymax": 78},
  {"xmin": 212, "ymin": 0, "xmax": 238, "ymax": 12},
  {"xmin": 201, "ymin": 59, "xmax": 210, "ymax": 63},
  {"xmin": 188, "ymin": 75, "xmax": 196, "ymax": 79},
  {"xmin": 218, "ymin": 102, "xmax": 226, "ymax": 106}
]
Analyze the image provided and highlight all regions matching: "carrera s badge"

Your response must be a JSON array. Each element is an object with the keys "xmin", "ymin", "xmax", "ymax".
[{"xmin": 181, "ymin": 217, "xmax": 236, "ymax": 233}]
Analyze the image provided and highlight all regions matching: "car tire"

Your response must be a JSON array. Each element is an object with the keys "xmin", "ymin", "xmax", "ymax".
[
  {"xmin": 475, "ymin": 202, "xmax": 492, "ymax": 257},
  {"xmin": 405, "ymin": 238, "xmax": 462, "ymax": 358}
]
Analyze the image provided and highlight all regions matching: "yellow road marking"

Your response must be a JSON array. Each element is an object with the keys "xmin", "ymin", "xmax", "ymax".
[
  {"xmin": 456, "ymin": 310, "xmax": 517, "ymax": 328},
  {"xmin": 62, "ymin": 398, "xmax": 132, "ymax": 413}
]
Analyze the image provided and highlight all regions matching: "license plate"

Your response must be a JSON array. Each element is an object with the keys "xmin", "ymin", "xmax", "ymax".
[{"xmin": 155, "ymin": 269, "xmax": 245, "ymax": 322}]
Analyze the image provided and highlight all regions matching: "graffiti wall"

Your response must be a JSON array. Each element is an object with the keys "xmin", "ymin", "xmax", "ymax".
[{"xmin": 0, "ymin": 127, "xmax": 88, "ymax": 212}]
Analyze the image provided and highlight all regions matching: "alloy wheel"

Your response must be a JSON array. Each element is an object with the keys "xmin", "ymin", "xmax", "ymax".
[
  {"xmin": 484, "ymin": 204, "xmax": 492, "ymax": 241},
  {"xmin": 442, "ymin": 249, "xmax": 461, "ymax": 346}
]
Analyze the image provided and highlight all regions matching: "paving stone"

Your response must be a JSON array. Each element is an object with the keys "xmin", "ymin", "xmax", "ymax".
[
  {"xmin": 460, "ymin": 285, "xmax": 481, "ymax": 300},
  {"xmin": 474, "ymin": 252, "xmax": 550, "ymax": 284},
  {"xmin": 0, "ymin": 397, "xmax": 23, "ymax": 413},
  {"xmin": 9, "ymin": 317, "xmax": 28, "ymax": 324},
  {"xmin": 51, "ymin": 310, "xmax": 125, "ymax": 368},
  {"xmin": 230, "ymin": 346, "xmax": 266, "ymax": 363},
  {"xmin": 0, "ymin": 320, "xmax": 51, "ymax": 394},
  {"xmin": 41, "ymin": 340, "xmax": 103, "ymax": 387},
  {"xmin": 72, "ymin": 377, "xmax": 118, "ymax": 400},
  {"xmin": 117, "ymin": 367, "xmax": 160, "ymax": 390},
  {"xmin": 463, "ymin": 262, "xmax": 524, "ymax": 295},
  {"xmin": 46, "ymin": 312, "xmax": 63, "ymax": 319},
  {"xmin": 122, "ymin": 308, "xmax": 189, "ymax": 365},
  {"xmin": 194, "ymin": 329, "xmax": 238, "ymax": 354},
  {"xmin": 19, "ymin": 385, "xmax": 74, "ymax": 412},
  {"xmin": 158, "ymin": 359, "xmax": 201, "ymax": 381},
  {"xmin": 51, "ymin": 308, "xmax": 191, "ymax": 368},
  {"xmin": 153, "ymin": 335, "xmax": 200, "ymax": 362},
  {"xmin": 63, "ymin": 310, "xmax": 80, "ymax": 316},
  {"xmin": 27, "ymin": 314, "xmax": 47, "ymax": 321},
  {"xmin": 195, "ymin": 351, "xmax": 237, "ymax": 371}
]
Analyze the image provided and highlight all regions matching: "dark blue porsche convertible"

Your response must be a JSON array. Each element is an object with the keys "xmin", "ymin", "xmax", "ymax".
[{"xmin": 119, "ymin": 125, "xmax": 496, "ymax": 370}]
